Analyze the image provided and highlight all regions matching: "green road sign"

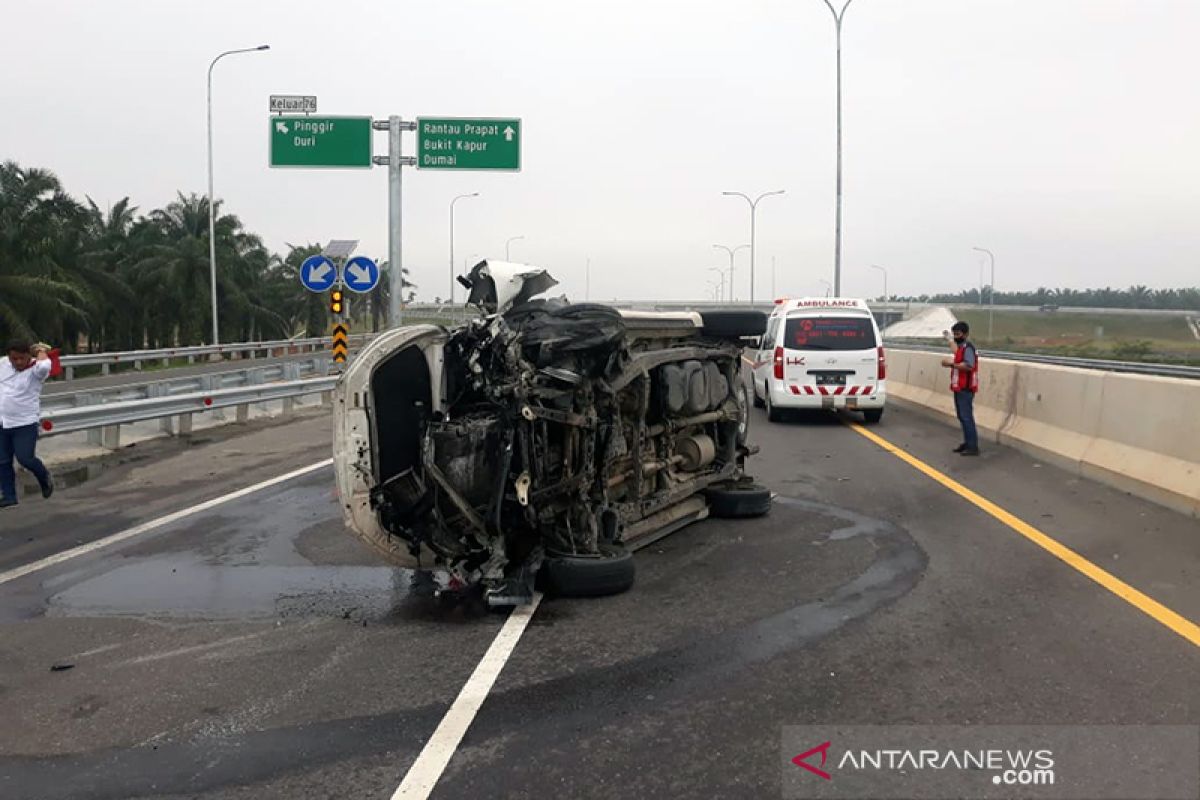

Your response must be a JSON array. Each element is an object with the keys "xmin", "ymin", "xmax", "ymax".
[
  {"xmin": 416, "ymin": 117, "xmax": 521, "ymax": 171},
  {"xmin": 270, "ymin": 116, "xmax": 372, "ymax": 168}
]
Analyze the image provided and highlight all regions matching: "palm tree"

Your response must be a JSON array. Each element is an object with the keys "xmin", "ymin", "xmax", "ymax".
[
  {"xmin": 79, "ymin": 197, "xmax": 142, "ymax": 350},
  {"xmin": 0, "ymin": 161, "xmax": 90, "ymax": 344},
  {"xmin": 131, "ymin": 192, "xmax": 257, "ymax": 346}
]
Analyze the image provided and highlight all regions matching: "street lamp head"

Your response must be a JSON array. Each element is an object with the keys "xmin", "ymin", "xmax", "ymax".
[{"xmin": 256, "ymin": 44, "xmax": 270, "ymax": 50}]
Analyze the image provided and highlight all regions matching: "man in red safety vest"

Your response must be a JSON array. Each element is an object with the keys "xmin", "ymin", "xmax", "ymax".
[{"xmin": 941, "ymin": 321, "xmax": 980, "ymax": 456}]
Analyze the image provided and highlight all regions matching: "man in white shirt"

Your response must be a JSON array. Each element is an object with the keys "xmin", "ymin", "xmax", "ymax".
[{"xmin": 0, "ymin": 340, "xmax": 54, "ymax": 508}]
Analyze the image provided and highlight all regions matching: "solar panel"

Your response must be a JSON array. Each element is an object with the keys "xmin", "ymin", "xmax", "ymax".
[{"xmin": 322, "ymin": 240, "xmax": 359, "ymax": 260}]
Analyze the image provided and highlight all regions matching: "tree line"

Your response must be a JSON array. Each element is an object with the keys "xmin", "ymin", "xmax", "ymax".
[
  {"xmin": 0, "ymin": 160, "xmax": 403, "ymax": 352},
  {"xmin": 897, "ymin": 285, "xmax": 1200, "ymax": 311}
]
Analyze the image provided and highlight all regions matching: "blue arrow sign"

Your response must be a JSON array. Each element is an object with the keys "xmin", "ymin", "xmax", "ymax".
[
  {"xmin": 300, "ymin": 255, "xmax": 338, "ymax": 292},
  {"xmin": 343, "ymin": 256, "xmax": 380, "ymax": 294}
]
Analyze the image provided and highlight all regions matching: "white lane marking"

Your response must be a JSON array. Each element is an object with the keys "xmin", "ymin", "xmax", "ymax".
[
  {"xmin": 0, "ymin": 458, "xmax": 333, "ymax": 587},
  {"xmin": 392, "ymin": 592, "xmax": 543, "ymax": 799},
  {"xmin": 118, "ymin": 631, "xmax": 272, "ymax": 666}
]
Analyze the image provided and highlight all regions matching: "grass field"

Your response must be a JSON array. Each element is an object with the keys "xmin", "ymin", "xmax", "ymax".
[{"xmin": 949, "ymin": 307, "xmax": 1200, "ymax": 363}]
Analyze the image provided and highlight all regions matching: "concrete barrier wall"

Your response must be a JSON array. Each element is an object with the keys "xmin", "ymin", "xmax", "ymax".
[{"xmin": 887, "ymin": 349, "xmax": 1200, "ymax": 518}]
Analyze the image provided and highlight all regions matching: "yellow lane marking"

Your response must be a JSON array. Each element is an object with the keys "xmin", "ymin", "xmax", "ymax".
[{"xmin": 847, "ymin": 422, "xmax": 1200, "ymax": 649}]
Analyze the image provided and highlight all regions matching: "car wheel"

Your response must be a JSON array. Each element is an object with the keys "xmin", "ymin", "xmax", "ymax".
[
  {"xmin": 409, "ymin": 569, "xmax": 438, "ymax": 598},
  {"xmin": 737, "ymin": 382, "xmax": 751, "ymax": 446},
  {"xmin": 863, "ymin": 408, "xmax": 884, "ymax": 424},
  {"xmin": 541, "ymin": 544, "xmax": 635, "ymax": 598},
  {"xmin": 704, "ymin": 481, "xmax": 772, "ymax": 518},
  {"xmin": 752, "ymin": 380, "xmax": 765, "ymax": 408},
  {"xmin": 765, "ymin": 383, "xmax": 783, "ymax": 422},
  {"xmin": 698, "ymin": 310, "xmax": 768, "ymax": 338}
]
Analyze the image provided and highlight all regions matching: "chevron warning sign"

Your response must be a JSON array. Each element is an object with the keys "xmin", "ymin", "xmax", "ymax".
[{"xmin": 331, "ymin": 322, "xmax": 349, "ymax": 364}]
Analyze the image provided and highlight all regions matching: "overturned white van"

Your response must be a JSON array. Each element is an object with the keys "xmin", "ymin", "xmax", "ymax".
[{"xmin": 332, "ymin": 262, "xmax": 771, "ymax": 606}]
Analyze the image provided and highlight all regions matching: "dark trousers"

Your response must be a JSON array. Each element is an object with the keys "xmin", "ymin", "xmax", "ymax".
[
  {"xmin": 953, "ymin": 391, "xmax": 978, "ymax": 450},
  {"xmin": 0, "ymin": 423, "xmax": 51, "ymax": 500}
]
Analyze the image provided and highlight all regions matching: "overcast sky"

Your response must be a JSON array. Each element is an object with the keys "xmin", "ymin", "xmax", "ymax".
[{"xmin": 3, "ymin": 0, "xmax": 1198, "ymax": 302}]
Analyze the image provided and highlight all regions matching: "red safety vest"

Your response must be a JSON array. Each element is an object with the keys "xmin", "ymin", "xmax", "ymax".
[{"xmin": 951, "ymin": 343, "xmax": 980, "ymax": 393}]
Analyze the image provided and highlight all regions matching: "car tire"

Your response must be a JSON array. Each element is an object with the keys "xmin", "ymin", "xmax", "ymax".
[
  {"xmin": 704, "ymin": 481, "xmax": 772, "ymax": 518},
  {"xmin": 736, "ymin": 382, "xmax": 752, "ymax": 446},
  {"xmin": 863, "ymin": 408, "xmax": 884, "ymax": 424},
  {"xmin": 541, "ymin": 544, "xmax": 635, "ymax": 598},
  {"xmin": 752, "ymin": 380, "xmax": 765, "ymax": 408},
  {"xmin": 765, "ymin": 383, "xmax": 784, "ymax": 422},
  {"xmin": 699, "ymin": 310, "xmax": 768, "ymax": 339}
]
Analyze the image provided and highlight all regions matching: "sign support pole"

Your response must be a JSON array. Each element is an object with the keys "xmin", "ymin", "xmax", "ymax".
[
  {"xmin": 387, "ymin": 115, "xmax": 404, "ymax": 328},
  {"xmin": 375, "ymin": 116, "xmax": 416, "ymax": 329}
]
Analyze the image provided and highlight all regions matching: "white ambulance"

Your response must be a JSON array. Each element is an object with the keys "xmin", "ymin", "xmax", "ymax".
[{"xmin": 750, "ymin": 297, "xmax": 887, "ymax": 423}]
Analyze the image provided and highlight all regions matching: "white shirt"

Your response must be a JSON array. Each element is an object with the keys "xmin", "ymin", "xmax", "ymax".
[{"xmin": 0, "ymin": 357, "xmax": 51, "ymax": 428}]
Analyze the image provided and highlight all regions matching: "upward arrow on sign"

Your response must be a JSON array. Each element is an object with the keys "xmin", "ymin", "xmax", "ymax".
[
  {"xmin": 503, "ymin": 126, "xmax": 515, "ymax": 141},
  {"xmin": 331, "ymin": 323, "xmax": 349, "ymax": 364}
]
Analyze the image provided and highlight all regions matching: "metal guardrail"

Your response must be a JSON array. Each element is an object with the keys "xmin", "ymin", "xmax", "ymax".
[
  {"xmin": 40, "ymin": 376, "xmax": 338, "ymax": 439},
  {"xmin": 887, "ymin": 343, "xmax": 1200, "ymax": 380},
  {"xmin": 43, "ymin": 357, "xmax": 330, "ymax": 412},
  {"xmin": 58, "ymin": 334, "xmax": 372, "ymax": 379}
]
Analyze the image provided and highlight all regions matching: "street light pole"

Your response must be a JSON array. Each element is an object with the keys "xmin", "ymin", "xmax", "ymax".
[
  {"xmin": 820, "ymin": 0, "xmax": 853, "ymax": 296},
  {"xmin": 973, "ymin": 246, "xmax": 996, "ymax": 342},
  {"xmin": 869, "ymin": 264, "xmax": 888, "ymax": 303},
  {"xmin": 505, "ymin": 235, "xmax": 525, "ymax": 261},
  {"xmin": 708, "ymin": 267, "xmax": 727, "ymax": 302},
  {"xmin": 712, "ymin": 243, "xmax": 749, "ymax": 302},
  {"xmin": 722, "ymin": 190, "xmax": 785, "ymax": 303},
  {"xmin": 206, "ymin": 44, "xmax": 269, "ymax": 346},
  {"xmin": 449, "ymin": 192, "xmax": 479, "ymax": 304}
]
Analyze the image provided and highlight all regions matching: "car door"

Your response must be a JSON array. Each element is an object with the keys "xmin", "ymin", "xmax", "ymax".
[{"xmin": 754, "ymin": 317, "xmax": 779, "ymax": 396}]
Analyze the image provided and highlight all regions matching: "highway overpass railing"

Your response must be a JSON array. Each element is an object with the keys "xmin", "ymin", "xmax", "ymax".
[
  {"xmin": 887, "ymin": 343, "xmax": 1200, "ymax": 380},
  {"xmin": 57, "ymin": 334, "xmax": 373, "ymax": 380},
  {"xmin": 40, "ymin": 375, "xmax": 338, "ymax": 448}
]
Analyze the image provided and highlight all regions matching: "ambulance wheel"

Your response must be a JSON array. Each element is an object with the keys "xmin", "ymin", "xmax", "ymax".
[
  {"xmin": 863, "ymin": 409, "xmax": 884, "ymax": 424},
  {"xmin": 766, "ymin": 384, "xmax": 784, "ymax": 422}
]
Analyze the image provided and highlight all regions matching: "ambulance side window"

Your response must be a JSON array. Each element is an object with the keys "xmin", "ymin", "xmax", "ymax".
[{"xmin": 762, "ymin": 319, "xmax": 779, "ymax": 352}]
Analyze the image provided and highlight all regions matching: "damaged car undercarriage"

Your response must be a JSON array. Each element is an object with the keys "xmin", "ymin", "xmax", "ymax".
[{"xmin": 333, "ymin": 262, "xmax": 770, "ymax": 606}]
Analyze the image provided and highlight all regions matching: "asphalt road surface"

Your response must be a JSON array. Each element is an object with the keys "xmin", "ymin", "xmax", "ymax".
[{"xmin": 0, "ymin": 403, "xmax": 1196, "ymax": 799}]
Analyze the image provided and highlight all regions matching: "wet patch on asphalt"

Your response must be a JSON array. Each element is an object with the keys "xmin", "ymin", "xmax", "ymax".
[{"xmin": 0, "ymin": 496, "xmax": 926, "ymax": 799}]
